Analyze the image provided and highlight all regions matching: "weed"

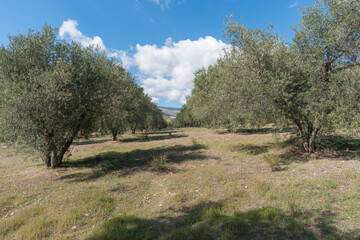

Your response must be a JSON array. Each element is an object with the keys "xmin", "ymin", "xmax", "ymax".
[
  {"xmin": 263, "ymin": 153, "xmax": 279, "ymax": 171},
  {"xmin": 150, "ymin": 154, "xmax": 168, "ymax": 172},
  {"xmin": 191, "ymin": 138, "xmax": 198, "ymax": 146}
]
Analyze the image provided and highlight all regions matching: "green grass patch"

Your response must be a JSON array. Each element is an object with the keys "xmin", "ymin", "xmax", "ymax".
[{"xmin": 1, "ymin": 128, "xmax": 360, "ymax": 239}]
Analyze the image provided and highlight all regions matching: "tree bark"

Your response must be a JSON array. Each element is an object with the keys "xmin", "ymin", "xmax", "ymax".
[
  {"xmin": 50, "ymin": 149, "xmax": 58, "ymax": 168},
  {"xmin": 112, "ymin": 131, "xmax": 118, "ymax": 141},
  {"xmin": 44, "ymin": 154, "xmax": 51, "ymax": 167},
  {"xmin": 301, "ymin": 126, "xmax": 320, "ymax": 153},
  {"xmin": 44, "ymin": 134, "xmax": 59, "ymax": 168},
  {"xmin": 41, "ymin": 115, "xmax": 83, "ymax": 168},
  {"xmin": 131, "ymin": 128, "xmax": 136, "ymax": 134},
  {"xmin": 303, "ymin": 138, "xmax": 315, "ymax": 153},
  {"xmin": 57, "ymin": 138, "xmax": 74, "ymax": 166},
  {"xmin": 44, "ymin": 134, "xmax": 72, "ymax": 168}
]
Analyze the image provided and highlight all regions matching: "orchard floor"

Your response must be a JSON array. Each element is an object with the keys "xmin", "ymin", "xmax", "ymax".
[{"xmin": 1, "ymin": 128, "xmax": 360, "ymax": 239}]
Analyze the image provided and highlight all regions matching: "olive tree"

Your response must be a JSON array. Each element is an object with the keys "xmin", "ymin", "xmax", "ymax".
[
  {"xmin": 100, "ymin": 63, "xmax": 135, "ymax": 141},
  {"xmin": 124, "ymin": 86, "xmax": 151, "ymax": 134},
  {"xmin": 173, "ymin": 105, "xmax": 199, "ymax": 128},
  {"xmin": 0, "ymin": 25, "xmax": 112, "ymax": 167},
  {"xmin": 187, "ymin": 0, "xmax": 360, "ymax": 152},
  {"xmin": 187, "ymin": 62, "xmax": 269, "ymax": 130},
  {"xmin": 145, "ymin": 102, "xmax": 167, "ymax": 130},
  {"xmin": 289, "ymin": 0, "xmax": 360, "ymax": 151},
  {"xmin": 224, "ymin": 0, "xmax": 360, "ymax": 152}
]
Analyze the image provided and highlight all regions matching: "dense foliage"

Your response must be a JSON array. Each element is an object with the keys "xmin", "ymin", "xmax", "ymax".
[
  {"xmin": 0, "ymin": 25, "xmax": 165, "ymax": 167},
  {"xmin": 179, "ymin": 0, "xmax": 360, "ymax": 152},
  {"xmin": 172, "ymin": 105, "xmax": 199, "ymax": 128},
  {"xmin": 99, "ymin": 65, "xmax": 166, "ymax": 140}
]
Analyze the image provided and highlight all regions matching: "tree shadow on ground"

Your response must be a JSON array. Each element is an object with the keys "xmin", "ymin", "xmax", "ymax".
[
  {"xmin": 73, "ymin": 138, "xmax": 112, "ymax": 146},
  {"xmin": 315, "ymin": 135, "xmax": 360, "ymax": 160},
  {"xmin": 60, "ymin": 144, "xmax": 209, "ymax": 181},
  {"xmin": 217, "ymin": 127, "xmax": 293, "ymax": 135},
  {"xmin": 120, "ymin": 133, "xmax": 188, "ymax": 143},
  {"xmin": 229, "ymin": 143, "xmax": 270, "ymax": 155},
  {"xmin": 145, "ymin": 129, "xmax": 182, "ymax": 135},
  {"xmin": 278, "ymin": 135, "xmax": 360, "ymax": 168},
  {"xmin": 87, "ymin": 200, "xmax": 359, "ymax": 240},
  {"xmin": 278, "ymin": 148, "xmax": 311, "ymax": 167}
]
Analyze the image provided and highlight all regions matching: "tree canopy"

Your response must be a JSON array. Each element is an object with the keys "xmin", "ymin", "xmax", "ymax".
[
  {"xmin": 0, "ymin": 25, "xmax": 166, "ymax": 167},
  {"xmin": 179, "ymin": 0, "xmax": 360, "ymax": 152}
]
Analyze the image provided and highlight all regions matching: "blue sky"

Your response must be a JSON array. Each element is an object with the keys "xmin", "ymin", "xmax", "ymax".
[{"xmin": 0, "ymin": 0, "xmax": 310, "ymax": 108}]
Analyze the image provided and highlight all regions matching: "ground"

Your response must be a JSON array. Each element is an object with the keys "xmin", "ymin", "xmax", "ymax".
[{"xmin": 1, "ymin": 128, "xmax": 360, "ymax": 239}]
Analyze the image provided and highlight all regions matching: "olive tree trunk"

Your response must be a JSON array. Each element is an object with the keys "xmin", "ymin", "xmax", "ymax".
[
  {"xmin": 43, "ymin": 133, "xmax": 75, "ymax": 168},
  {"xmin": 50, "ymin": 149, "xmax": 58, "ymax": 168},
  {"xmin": 303, "ymin": 126, "xmax": 320, "ymax": 153},
  {"xmin": 292, "ymin": 118, "xmax": 321, "ymax": 153},
  {"xmin": 112, "ymin": 131, "xmax": 118, "ymax": 141}
]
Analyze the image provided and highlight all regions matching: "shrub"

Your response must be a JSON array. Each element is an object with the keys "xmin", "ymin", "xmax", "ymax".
[
  {"xmin": 150, "ymin": 154, "xmax": 168, "ymax": 172},
  {"xmin": 263, "ymin": 153, "xmax": 279, "ymax": 172}
]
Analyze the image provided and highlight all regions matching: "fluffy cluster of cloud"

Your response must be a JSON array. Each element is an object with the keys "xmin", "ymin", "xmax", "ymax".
[
  {"xmin": 59, "ymin": 20, "xmax": 122, "ymax": 63},
  {"xmin": 120, "ymin": 37, "xmax": 228, "ymax": 104},
  {"xmin": 59, "ymin": 19, "xmax": 228, "ymax": 105},
  {"xmin": 59, "ymin": 20, "xmax": 106, "ymax": 51}
]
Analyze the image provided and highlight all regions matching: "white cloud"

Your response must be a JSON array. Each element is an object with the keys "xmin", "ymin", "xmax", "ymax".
[
  {"xmin": 289, "ymin": 0, "xmax": 298, "ymax": 8},
  {"xmin": 108, "ymin": 49, "xmax": 136, "ymax": 67},
  {"xmin": 151, "ymin": 97, "xmax": 159, "ymax": 103},
  {"xmin": 122, "ymin": 36, "xmax": 228, "ymax": 104},
  {"xmin": 59, "ymin": 19, "xmax": 106, "ymax": 51},
  {"xmin": 165, "ymin": 37, "xmax": 174, "ymax": 46},
  {"xmin": 59, "ymin": 19, "xmax": 133, "ymax": 65},
  {"xmin": 58, "ymin": 19, "xmax": 228, "ymax": 105}
]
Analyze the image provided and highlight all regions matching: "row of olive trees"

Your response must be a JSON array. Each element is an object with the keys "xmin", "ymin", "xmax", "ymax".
[
  {"xmin": 172, "ymin": 105, "xmax": 200, "ymax": 128},
  {"xmin": 0, "ymin": 25, "xmax": 166, "ymax": 168},
  {"xmin": 99, "ymin": 65, "xmax": 166, "ymax": 141},
  {"xmin": 179, "ymin": 0, "xmax": 360, "ymax": 153}
]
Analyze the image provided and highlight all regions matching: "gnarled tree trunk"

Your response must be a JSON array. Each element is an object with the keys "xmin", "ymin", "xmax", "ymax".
[
  {"xmin": 43, "ymin": 133, "xmax": 76, "ymax": 168},
  {"xmin": 303, "ymin": 126, "xmax": 320, "ymax": 153},
  {"xmin": 292, "ymin": 118, "xmax": 321, "ymax": 153},
  {"xmin": 44, "ymin": 141, "xmax": 73, "ymax": 168}
]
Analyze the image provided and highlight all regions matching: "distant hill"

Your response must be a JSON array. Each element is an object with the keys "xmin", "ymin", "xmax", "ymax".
[{"xmin": 159, "ymin": 106, "xmax": 181, "ymax": 119}]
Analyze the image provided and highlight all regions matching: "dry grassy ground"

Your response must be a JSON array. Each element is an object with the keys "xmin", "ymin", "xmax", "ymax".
[{"xmin": 1, "ymin": 128, "xmax": 360, "ymax": 239}]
